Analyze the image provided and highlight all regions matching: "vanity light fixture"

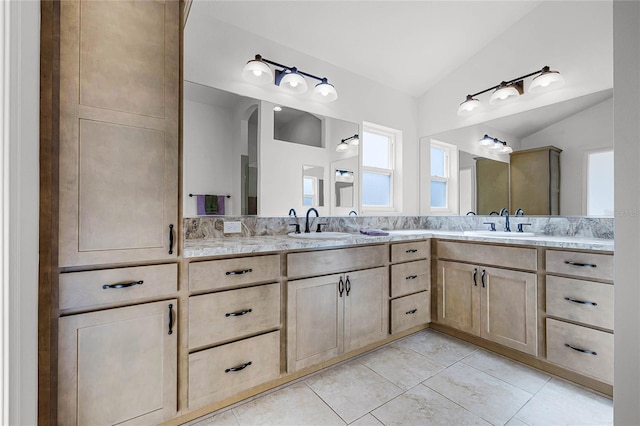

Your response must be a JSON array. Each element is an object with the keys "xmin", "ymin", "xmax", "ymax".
[
  {"xmin": 458, "ymin": 66, "xmax": 564, "ymax": 115},
  {"xmin": 479, "ymin": 134, "xmax": 513, "ymax": 154},
  {"xmin": 336, "ymin": 134, "xmax": 359, "ymax": 152},
  {"xmin": 242, "ymin": 54, "xmax": 338, "ymax": 102}
]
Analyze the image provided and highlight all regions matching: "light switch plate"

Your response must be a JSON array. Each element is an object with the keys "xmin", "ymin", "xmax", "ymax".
[{"xmin": 223, "ymin": 221, "xmax": 242, "ymax": 233}]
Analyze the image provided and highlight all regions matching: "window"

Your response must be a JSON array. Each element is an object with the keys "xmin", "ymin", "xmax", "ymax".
[
  {"xmin": 586, "ymin": 149, "xmax": 614, "ymax": 216},
  {"xmin": 362, "ymin": 124, "xmax": 400, "ymax": 211},
  {"xmin": 429, "ymin": 140, "xmax": 458, "ymax": 214},
  {"xmin": 303, "ymin": 176, "xmax": 316, "ymax": 206}
]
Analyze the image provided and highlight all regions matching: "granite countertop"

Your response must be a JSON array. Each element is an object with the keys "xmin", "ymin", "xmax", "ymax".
[{"xmin": 183, "ymin": 230, "xmax": 614, "ymax": 258}]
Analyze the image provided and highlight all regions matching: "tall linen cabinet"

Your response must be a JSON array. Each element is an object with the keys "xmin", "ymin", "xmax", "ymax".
[{"xmin": 42, "ymin": 1, "xmax": 181, "ymax": 424}]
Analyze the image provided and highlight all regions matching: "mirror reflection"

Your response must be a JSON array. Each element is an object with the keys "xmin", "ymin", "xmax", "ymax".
[
  {"xmin": 183, "ymin": 82, "xmax": 359, "ymax": 217},
  {"xmin": 426, "ymin": 89, "xmax": 613, "ymax": 216}
]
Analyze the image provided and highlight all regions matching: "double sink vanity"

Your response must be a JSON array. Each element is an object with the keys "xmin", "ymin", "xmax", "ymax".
[{"xmin": 175, "ymin": 219, "xmax": 614, "ymax": 424}]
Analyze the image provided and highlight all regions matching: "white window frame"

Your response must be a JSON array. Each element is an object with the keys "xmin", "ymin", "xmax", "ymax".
[
  {"xmin": 303, "ymin": 175, "xmax": 317, "ymax": 207},
  {"xmin": 429, "ymin": 140, "xmax": 459, "ymax": 215},
  {"xmin": 584, "ymin": 148, "xmax": 614, "ymax": 216},
  {"xmin": 361, "ymin": 122, "xmax": 402, "ymax": 214}
]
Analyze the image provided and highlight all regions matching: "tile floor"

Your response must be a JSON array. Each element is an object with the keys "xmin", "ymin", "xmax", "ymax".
[{"xmin": 189, "ymin": 330, "xmax": 613, "ymax": 426}]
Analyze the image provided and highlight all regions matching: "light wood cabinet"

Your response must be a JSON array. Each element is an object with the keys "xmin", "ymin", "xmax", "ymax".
[
  {"xmin": 287, "ymin": 267, "xmax": 388, "ymax": 372},
  {"xmin": 437, "ymin": 260, "xmax": 538, "ymax": 355},
  {"xmin": 58, "ymin": 0, "xmax": 179, "ymax": 267},
  {"xmin": 58, "ymin": 300, "xmax": 177, "ymax": 425},
  {"xmin": 510, "ymin": 146, "xmax": 561, "ymax": 215}
]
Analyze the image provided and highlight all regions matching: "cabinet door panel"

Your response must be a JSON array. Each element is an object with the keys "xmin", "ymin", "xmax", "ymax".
[
  {"xmin": 58, "ymin": 300, "xmax": 177, "ymax": 425},
  {"xmin": 437, "ymin": 261, "xmax": 480, "ymax": 335},
  {"xmin": 482, "ymin": 267, "xmax": 537, "ymax": 355},
  {"xmin": 344, "ymin": 267, "xmax": 389, "ymax": 352},
  {"xmin": 287, "ymin": 274, "xmax": 344, "ymax": 372}
]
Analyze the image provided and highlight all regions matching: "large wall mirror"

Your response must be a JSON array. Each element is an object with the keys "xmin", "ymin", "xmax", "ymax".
[
  {"xmin": 183, "ymin": 82, "xmax": 360, "ymax": 217},
  {"xmin": 424, "ymin": 89, "xmax": 613, "ymax": 217}
]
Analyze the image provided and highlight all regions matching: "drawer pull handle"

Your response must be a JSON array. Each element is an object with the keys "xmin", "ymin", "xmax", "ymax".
[
  {"xmin": 564, "ymin": 260, "xmax": 597, "ymax": 268},
  {"xmin": 225, "ymin": 309, "xmax": 253, "ymax": 317},
  {"xmin": 168, "ymin": 304, "xmax": 174, "ymax": 335},
  {"xmin": 346, "ymin": 276, "xmax": 351, "ymax": 296},
  {"xmin": 406, "ymin": 275, "xmax": 418, "ymax": 280},
  {"xmin": 225, "ymin": 361, "xmax": 252, "ymax": 373},
  {"xmin": 406, "ymin": 309, "xmax": 418, "ymax": 315},
  {"xmin": 168, "ymin": 224, "xmax": 174, "ymax": 255},
  {"xmin": 102, "ymin": 280, "xmax": 143, "ymax": 290},
  {"xmin": 338, "ymin": 276, "xmax": 344, "ymax": 297},
  {"xmin": 405, "ymin": 249, "xmax": 418, "ymax": 253},
  {"xmin": 225, "ymin": 268, "xmax": 253, "ymax": 276},
  {"xmin": 481, "ymin": 269, "xmax": 486, "ymax": 288},
  {"xmin": 564, "ymin": 297, "xmax": 598, "ymax": 306},
  {"xmin": 473, "ymin": 268, "xmax": 478, "ymax": 287},
  {"xmin": 565, "ymin": 343, "xmax": 597, "ymax": 356}
]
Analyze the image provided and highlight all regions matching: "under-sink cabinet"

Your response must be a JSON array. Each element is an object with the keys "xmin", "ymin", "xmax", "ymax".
[
  {"xmin": 286, "ymin": 246, "xmax": 388, "ymax": 372},
  {"xmin": 544, "ymin": 249, "xmax": 614, "ymax": 384},
  {"xmin": 436, "ymin": 241, "xmax": 538, "ymax": 356},
  {"xmin": 389, "ymin": 240, "xmax": 431, "ymax": 334}
]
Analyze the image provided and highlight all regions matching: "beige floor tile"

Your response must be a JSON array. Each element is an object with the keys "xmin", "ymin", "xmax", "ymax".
[
  {"xmin": 424, "ymin": 362, "xmax": 532, "ymax": 425},
  {"xmin": 349, "ymin": 413, "xmax": 384, "ymax": 426},
  {"xmin": 232, "ymin": 381, "xmax": 346, "ymax": 426},
  {"xmin": 462, "ymin": 349, "xmax": 550, "ymax": 394},
  {"xmin": 305, "ymin": 361, "xmax": 403, "ymax": 423},
  {"xmin": 371, "ymin": 383, "xmax": 490, "ymax": 426},
  {"xmin": 393, "ymin": 330, "xmax": 479, "ymax": 366},
  {"xmin": 192, "ymin": 409, "xmax": 239, "ymax": 426},
  {"xmin": 513, "ymin": 378, "xmax": 613, "ymax": 426},
  {"xmin": 359, "ymin": 343, "xmax": 447, "ymax": 390}
]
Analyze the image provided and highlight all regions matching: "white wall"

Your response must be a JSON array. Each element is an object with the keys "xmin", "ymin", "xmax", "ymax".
[
  {"xmin": 183, "ymin": 100, "xmax": 236, "ymax": 216},
  {"xmin": 184, "ymin": 11, "xmax": 420, "ymax": 215},
  {"xmin": 418, "ymin": 1, "xmax": 613, "ymax": 138},
  {"xmin": 613, "ymin": 2, "xmax": 640, "ymax": 423},
  {"xmin": 521, "ymin": 97, "xmax": 613, "ymax": 215}
]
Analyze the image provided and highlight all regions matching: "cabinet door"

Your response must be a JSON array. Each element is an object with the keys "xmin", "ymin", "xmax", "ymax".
[
  {"xmin": 58, "ymin": 300, "xmax": 177, "ymax": 425},
  {"xmin": 343, "ymin": 267, "xmax": 389, "ymax": 352},
  {"xmin": 59, "ymin": 0, "xmax": 179, "ymax": 267},
  {"xmin": 481, "ymin": 267, "xmax": 538, "ymax": 355},
  {"xmin": 436, "ymin": 261, "xmax": 480, "ymax": 335},
  {"xmin": 287, "ymin": 274, "xmax": 344, "ymax": 372}
]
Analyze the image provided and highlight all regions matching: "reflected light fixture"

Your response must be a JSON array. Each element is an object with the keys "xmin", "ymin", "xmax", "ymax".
[
  {"xmin": 458, "ymin": 66, "xmax": 564, "ymax": 115},
  {"xmin": 242, "ymin": 54, "xmax": 338, "ymax": 103},
  {"xmin": 336, "ymin": 134, "xmax": 359, "ymax": 152},
  {"xmin": 273, "ymin": 105, "xmax": 282, "ymax": 112},
  {"xmin": 478, "ymin": 134, "xmax": 513, "ymax": 154}
]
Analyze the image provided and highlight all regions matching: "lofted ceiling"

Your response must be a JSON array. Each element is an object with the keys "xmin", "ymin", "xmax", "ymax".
[{"xmin": 190, "ymin": 1, "xmax": 543, "ymax": 98}]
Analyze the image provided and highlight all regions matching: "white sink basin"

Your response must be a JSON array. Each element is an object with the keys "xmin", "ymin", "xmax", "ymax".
[
  {"xmin": 386, "ymin": 230, "xmax": 432, "ymax": 235},
  {"xmin": 288, "ymin": 232, "xmax": 353, "ymax": 240},
  {"xmin": 463, "ymin": 230, "xmax": 536, "ymax": 238}
]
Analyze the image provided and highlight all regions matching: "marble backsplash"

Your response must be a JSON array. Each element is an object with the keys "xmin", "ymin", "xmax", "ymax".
[{"xmin": 183, "ymin": 215, "xmax": 614, "ymax": 241}]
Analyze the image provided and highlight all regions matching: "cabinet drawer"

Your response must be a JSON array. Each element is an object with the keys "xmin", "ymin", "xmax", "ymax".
[
  {"xmin": 287, "ymin": 245, "xmax": 386, "ymax": 278},
  {"xmin": 59, "ymin": 263, "xmax": 177, "ymax": 310},
  {"xmin": 391, "ymin": 240, "xmax": 430, "ymax": 263},
  {"xmin": 390, "ymin": 291, "xmax": 430, "ymax": 334},
  {"xmin": 546, "ymin": 276, "xmax": 613, "ymax": 330},
  {"xmin": 438, "ymin": 241, "xmax": 537, "ymax": 271},
  {"xmin": 188, "ymin": 331, "xmax": 280, "ymax": 409},
  {"xmin": 189, "ymin": 283, "xmax": 281, "ymax": 349},
  {"xmin": 546, "ymin": 250, "xmax": 613, "ymax": 281},
  {"xmin": 189, "ymin": 255, "xmax": 280, "ymax": 292},
  {"xmin": 390, "ymin": 260, "xmax": 430, "ymax": 298},
  {"xmin": 546, "ymin": 318, "xmax": 613, "ymax": 384}
]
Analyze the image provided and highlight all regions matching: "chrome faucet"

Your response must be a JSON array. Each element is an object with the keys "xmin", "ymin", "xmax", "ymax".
[
  {"xmin": 514, "ymin": 208, "xmax": 525, "ymax": 216},
  {"xmin": 288, "ymin": 208, "xmax": 297, "ymax": 217},
  {"xmin": 304, "ymin": 208, "xmax": 319, "ymax": 233}
]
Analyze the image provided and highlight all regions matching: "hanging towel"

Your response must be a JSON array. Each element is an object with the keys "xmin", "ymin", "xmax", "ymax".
[{"xmin": 196, "ymin": 195, "xmax": 226, "ymax": 215}]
